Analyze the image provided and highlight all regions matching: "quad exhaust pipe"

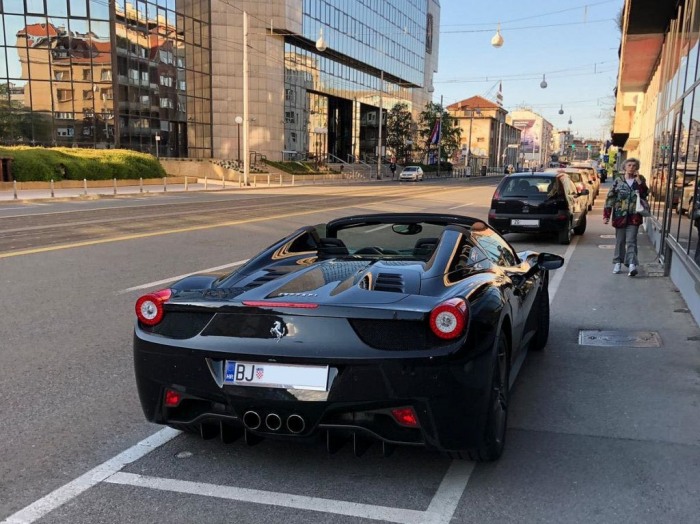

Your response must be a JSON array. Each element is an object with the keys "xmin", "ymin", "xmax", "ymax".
[
  {"xmin": 287, "ymin": 414, "xmax": 306, "ymax": 434},
  {"xmin": 242, "ymin": 410, "xmax": 305, "ymax": 434},
  {"xmin": 242, "ymin": 410, "xmax": 261, "ymax": 430},
  {"xmin": 265, "ymin": 413, "xmax": 282, "ymax": 431}
]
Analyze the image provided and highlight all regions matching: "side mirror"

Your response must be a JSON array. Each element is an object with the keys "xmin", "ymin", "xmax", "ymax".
[
  {"xmin": 537, "ymin": 252, "xmax": 564, "ymax": 270},
  {"xmin": 519, "ymin": 252, "xmax": 564, "ymax": 281}
]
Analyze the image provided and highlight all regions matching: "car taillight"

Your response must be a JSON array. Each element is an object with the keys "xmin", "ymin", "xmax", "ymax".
[
  {"xmin": 390, "ymin": 407, "xmax": 420, "ymax": 428},
  {"xmin": 164, "ymin": 388, "xmax": 182, "ymax": 407},
  {"xmin": 135, "ymin": 288, "xmax": 172, "ymax": 326},
  {"xmin": 429, "ymin": 298, "xmax": 468, "ymax": 339}
]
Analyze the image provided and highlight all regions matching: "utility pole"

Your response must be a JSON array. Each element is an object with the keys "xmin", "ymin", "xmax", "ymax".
[{"xmin": 243, "ymin": 11, "xmax": 249, "ymax": 186}]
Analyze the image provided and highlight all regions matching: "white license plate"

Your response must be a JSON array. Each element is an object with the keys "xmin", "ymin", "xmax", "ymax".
[
  {"xmin": 224, "ymin": 361, "xmax": 329, "ymax": 391},
  {"xmin": 511, "ymin": 219, "xmax": 540, "ymax": 226}
]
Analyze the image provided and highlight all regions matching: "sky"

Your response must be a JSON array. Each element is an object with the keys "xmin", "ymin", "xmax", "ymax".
[{"xmin": 433, "ymin": 0, "xmax": 625, "ymax": 139}]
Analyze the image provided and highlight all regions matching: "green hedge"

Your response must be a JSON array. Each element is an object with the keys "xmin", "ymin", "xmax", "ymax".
[
  {"xmin": 0, "ymin": 146, "xmax": 166, "ymax": 181},
  {"xmin": 263, "ymin": 159, "xmax": 319, "ymax": 174},
  {"xmin": 420, "ymin": 162, "xmax": 453, "ymax": 173}
]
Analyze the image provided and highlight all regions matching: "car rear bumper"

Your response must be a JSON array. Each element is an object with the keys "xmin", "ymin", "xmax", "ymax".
[
  {"xmin": 488, "ymin": 213, "xmax": 571, "ymax": 233},
  {"xmin": 133, "ymin": 333, "xmax": 494, "ymax": 453}
]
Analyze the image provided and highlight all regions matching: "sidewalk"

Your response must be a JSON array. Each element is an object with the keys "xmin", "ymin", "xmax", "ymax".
[{"xmin": 504, "ymin": 207, "xmax": 700, "ymax": 521}]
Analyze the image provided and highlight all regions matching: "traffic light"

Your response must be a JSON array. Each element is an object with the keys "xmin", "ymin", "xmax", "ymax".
[
  {"xmin": 587, "ymin": 145, "xmax": 592, "ymax": 151},
  {"xmin": 571, "ymin": 144, "xmax": 575, "ymax": 149}
]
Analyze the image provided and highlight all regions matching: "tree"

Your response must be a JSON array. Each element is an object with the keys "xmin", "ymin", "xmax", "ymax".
[
  {"xmin": 385, "ymin": 102, "xmax": 414, "ymax": 164},
  {"xmin": 417, "ymin": 102, "xmax": 461, "ymax": 163},
  {"xmin": 0, "ymin": 83, "xmax": 23, "ymax": 142}
]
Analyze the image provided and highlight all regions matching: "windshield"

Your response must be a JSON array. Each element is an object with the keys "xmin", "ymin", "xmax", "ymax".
[{"xmin": 500, "ymin": 177, "xmax": 558, "ymax": 197}]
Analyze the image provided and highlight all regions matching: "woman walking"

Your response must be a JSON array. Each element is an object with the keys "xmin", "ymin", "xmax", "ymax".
[{"xmin": 603, "ymin": 158, "xmax": 649, "ymax": 277}]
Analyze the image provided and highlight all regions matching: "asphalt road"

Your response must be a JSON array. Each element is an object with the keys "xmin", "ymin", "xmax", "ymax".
[{"xmin": 1, "ymin": 178, "xmax": 698, "ymax": 524}]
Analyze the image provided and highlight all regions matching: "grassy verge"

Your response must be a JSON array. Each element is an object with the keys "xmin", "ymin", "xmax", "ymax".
[{"xmin": 0, "ymin": 146, "xmax": 166, "ymax": 181}]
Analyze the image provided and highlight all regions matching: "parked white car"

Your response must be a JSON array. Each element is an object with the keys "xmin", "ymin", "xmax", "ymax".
[{"xmin": 399, "ymin": 166, "xmax": 424, "ymax": 181}]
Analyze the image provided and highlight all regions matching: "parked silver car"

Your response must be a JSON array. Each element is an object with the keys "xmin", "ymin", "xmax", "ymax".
[{"xmin": 399, "ymin": 166, "xmax": 424, "ymax": 182}]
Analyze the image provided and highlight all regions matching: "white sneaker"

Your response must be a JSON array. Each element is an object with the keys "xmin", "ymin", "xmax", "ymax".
[
  {"xmin": 613, "ymin": 263, "xmax": 622, "ymax": 274},
  {"xmin": 628, "ymin": 264, "xmax": 638, "ymax": 277}
]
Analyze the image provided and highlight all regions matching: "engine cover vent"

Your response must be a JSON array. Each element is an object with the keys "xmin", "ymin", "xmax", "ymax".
[{"xmin": 374, "ymin": 273, "xmax": 404, "ymax": 293}]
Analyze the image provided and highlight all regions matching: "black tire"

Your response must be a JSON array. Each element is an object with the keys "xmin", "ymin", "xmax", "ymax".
[
  {"xmin": 531, "ymin": 281, "xmax": 550, "ymax": 351},
  {"xmin": 573, "ymin": 214, "xmax": 587, "ymax": 235},
  {"xmin": 468, "ymin": 333, "xmax": 510, "ymax": 462},
  {"xmin": 557, "ymin": 221, "xmax": 572, "ymax": 244}
]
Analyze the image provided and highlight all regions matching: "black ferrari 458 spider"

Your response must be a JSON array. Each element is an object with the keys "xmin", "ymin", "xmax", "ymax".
[{"xmin": 134, "ymin": 213, "xmax": 563, "ymax": 461}]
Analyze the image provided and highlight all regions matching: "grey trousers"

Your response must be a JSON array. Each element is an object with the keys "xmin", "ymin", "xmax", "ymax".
[{"xmin": 614, "ymin": 224, "xmax": 640, "ymax": 265}]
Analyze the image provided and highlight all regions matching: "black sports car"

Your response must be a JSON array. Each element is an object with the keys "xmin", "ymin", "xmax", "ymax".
[{"xmin": 134, "ymin": 213, "xmax": 563, "ymax": 461}]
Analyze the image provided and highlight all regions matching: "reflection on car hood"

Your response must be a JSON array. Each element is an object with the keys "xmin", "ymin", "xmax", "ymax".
[{"xmin": 175, "ymin": 259, "xmax": 431, "ymax": 305}]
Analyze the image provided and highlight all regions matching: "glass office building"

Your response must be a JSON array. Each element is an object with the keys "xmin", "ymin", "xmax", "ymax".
[
  {"xmin": 1, "ymin": 1, "xmax": 438, "ymax": 161},
  {"xmin": 0, "ymin": 0, "xmax": 212, "ymax": 157},
  {"xmin": 209, "ymin": 0, "xmax": 438, "ymax": 163},
  {"xmin": 281, "ymin": 0, "xmax": 432, "ymax": 162}
]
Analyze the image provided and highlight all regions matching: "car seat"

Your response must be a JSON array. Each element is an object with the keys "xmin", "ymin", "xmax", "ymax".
[
  {"xmin": 516, "ymin": 179, "xmax": 531, "ymax": 194},
  {"xmin": 413, "ymin": 237, "xmax": 439, "ymax": 258},
  {"xmin": 318, "ymin": 237, "xmax": 349, "ymax": 257}
]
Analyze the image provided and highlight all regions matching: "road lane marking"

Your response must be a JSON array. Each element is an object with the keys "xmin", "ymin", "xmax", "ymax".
[
  {"xmin": 0, "ymin": 187, "xmax": 451, "ymax": 259},
  {"xmin": 117, "ymin": 260, "xmax": 249, "ymax": 294},
  {"xmin": 548, "ymin": 235, "xmax": 579, "ymax": 305},
  {"xmin": 1, "ymin": 428, "xmax": 179, "ymax": 524},
  {"xmin": 104, "ymin": 472, "xmax": 427, "ymax": 524},
  {"xmin": 421, "ymin": 460, "xmax": 475, "ymax": 524},
  {"xmin": 447, "ymin": 202, "xmax": 475, "ymax": 210},
  {"xmin": 365, "ymin": 223, "xmax": 392, "ymax": 233}
]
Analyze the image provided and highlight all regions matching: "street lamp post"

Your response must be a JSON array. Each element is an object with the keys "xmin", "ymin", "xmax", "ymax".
[
  {"xmin": 155, "ymin": 134, "xmax": 160, "ymax": 159},
  {"xmin": 235, "ymin": 115, "xmax": 243, "ymax": 163},
  {"xmin": 377, "ymin": 70, "xmax": 384, "ymax": 180},
  {"xmin": 466, "ymin": 108, "xmax": 481, "ymax": 175}
]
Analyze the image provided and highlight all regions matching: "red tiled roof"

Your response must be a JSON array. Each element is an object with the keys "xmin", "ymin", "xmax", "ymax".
[
  {"xmin": 447, "ymin": 96, "xmax": 500, "ymax": 111},
  {"xmin": 19, "ymin": 23, "xmax": 59, "ymax": 38}
]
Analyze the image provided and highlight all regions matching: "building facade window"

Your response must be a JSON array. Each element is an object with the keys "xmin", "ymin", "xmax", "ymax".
[{"xmin": 0, "ymin": 0, "xmax": 211, "ymax": 157}]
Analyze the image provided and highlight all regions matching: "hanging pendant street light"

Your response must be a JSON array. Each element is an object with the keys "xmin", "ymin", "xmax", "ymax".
[
  {"xmin": 315, "ymin": 28, "xmax": 327, "ymax": 52},
  {"xmin": 558, "ymin": 105, "xmax": 564, "ymax": 115},
  {"xmin": 568, "ymin": 116, "xmax": 573, "ymax": 125},
  {"xmin": 491, "ymin": 23, "xmax": 504, "ymax": 48},
  {"xmin": 540, "ymin": 74, "xmax": 548, "ymax": 89}
]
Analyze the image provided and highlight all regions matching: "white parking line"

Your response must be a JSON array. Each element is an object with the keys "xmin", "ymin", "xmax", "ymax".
[
  {"xmin": 422, "ymin": 460, "xmax": 475, "ymax": 524},
  {"xmin": 548, "ymin": 235, "xmax": 579, "ymax": 305},
  {"xmin": 105, "ymin": 472, "xmax": 426, "ymax": 524},
  {"xmin": 117, "ymin": 259, "xmax": 249, "ymax": 294},
  {"xmin": 1, "ymin": 428, "xmax": 179, "ymax": 524}
]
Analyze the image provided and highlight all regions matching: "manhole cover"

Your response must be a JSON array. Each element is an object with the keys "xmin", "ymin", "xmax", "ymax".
[
  {"xmin": 578, "ymin": 330, "xmax": 662, "ymax": 347},
  {"xmin": 598, "ymin": 245, "xmax": 615, "ymax": 249}
]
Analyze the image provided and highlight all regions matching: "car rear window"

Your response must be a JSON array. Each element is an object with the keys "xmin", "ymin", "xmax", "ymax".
[{"xmin": 500, "ymin": 177, "xmax": 558, "ymax": 197}]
